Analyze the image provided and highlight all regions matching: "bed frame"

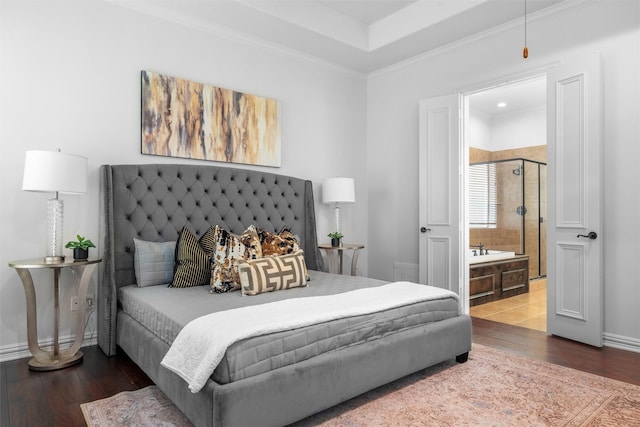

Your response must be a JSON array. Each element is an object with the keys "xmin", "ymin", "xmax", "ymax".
[{"xmin": 97, "ymin": 163, "xmax": 472, "ymax": 427}]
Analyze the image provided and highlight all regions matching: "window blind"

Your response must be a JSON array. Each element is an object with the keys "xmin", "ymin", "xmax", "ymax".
[{"xmin": 469, "ymin": 163, "xmax": 497, "ymax": 228}]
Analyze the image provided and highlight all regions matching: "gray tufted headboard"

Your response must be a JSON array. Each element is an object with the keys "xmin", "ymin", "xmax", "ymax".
[{"xmin": 97, "ymin": 164, "xmax": 321, "ymax": 355}]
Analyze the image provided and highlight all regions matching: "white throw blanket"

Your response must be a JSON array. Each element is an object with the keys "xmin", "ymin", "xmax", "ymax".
[{"xmin": 161, "ymin": 281, "xmax": 458, "ymax": 393}]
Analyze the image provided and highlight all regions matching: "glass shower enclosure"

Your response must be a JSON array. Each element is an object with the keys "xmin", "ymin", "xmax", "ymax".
[{"xmin": 469, "ymin": 158, "xmax": 547, "ymax": 279}]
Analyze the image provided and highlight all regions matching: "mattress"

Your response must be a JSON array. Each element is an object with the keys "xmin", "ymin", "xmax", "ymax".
[{"xmin": 118, "ymin": 270, "xmax": 460, "ymax": 384}]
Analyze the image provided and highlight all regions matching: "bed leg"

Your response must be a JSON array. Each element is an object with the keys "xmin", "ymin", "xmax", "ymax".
[{"xmin": 456, "ymin": 352, "xmax": 469, "ymax": 363}]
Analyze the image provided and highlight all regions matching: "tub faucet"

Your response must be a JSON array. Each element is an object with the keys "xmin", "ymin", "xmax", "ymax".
[{"xmin": 471, "ymin": 243, "xmax": 485, "ymax": 255}]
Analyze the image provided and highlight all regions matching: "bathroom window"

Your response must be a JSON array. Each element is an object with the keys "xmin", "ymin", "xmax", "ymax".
[{"xmin": 469, "ymin": 163, "xmax": 497, "ymax": 228}]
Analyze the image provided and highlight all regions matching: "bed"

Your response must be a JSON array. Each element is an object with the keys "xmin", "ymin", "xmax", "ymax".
[{"xmin": 97, "ymin": 163, "xmax": 472, "ymax": 427}]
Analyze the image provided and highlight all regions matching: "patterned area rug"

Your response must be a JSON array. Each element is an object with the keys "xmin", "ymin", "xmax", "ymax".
[
  {"xmin": 80, "ymin": 386, "xmax": 192, "ymax": 427},
  {"xmin": 82, "ymin": 344, "xmax": 640, "ymax": 426}
]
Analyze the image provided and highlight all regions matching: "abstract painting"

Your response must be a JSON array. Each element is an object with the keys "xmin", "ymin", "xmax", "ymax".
[{"xmin": 141, "ymin": 71, "xmax": 281, "ymax": 167}]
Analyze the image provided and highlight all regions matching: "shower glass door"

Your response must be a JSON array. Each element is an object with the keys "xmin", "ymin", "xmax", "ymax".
[{"xmin": 469, "ymin": 158, "xmax": 547, "ymax": 279}]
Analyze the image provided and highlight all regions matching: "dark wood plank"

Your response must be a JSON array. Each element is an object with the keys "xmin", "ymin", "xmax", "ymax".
[
  {"xmin": 1, "ymin": 346, "xmax": 152, "ymax": 427},
  {"xmin": 0, "ymin": 362, "xmax": 10, "ymax": 427},
  {"xmin": 7, "ymin": 377, "xmax": 52, "ymax": 427}
]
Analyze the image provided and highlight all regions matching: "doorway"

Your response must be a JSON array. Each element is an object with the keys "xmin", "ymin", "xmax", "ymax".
[
  {"xmin": 465, "ymin": 76, "xmax": 548, "ymax": 331},
  {"xmin": 419, "ymin": 55, "xmax": 603, "ymax": 345}
]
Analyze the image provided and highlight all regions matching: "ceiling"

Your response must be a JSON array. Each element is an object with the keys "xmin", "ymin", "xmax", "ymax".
[
  {"xmin": 316, "ymin": 0, "xmax": 419, "ymax": 25},
  {"xmin": 469, "ymin": 77, "xmax": 547, "ymax": 117},
  {"xmin": 111, "ymin": 0, "xmax": 568, "ymax": 74},
  {"xmin": 110, "ymin": 0, "xmax": 559, "ymax": 114}
]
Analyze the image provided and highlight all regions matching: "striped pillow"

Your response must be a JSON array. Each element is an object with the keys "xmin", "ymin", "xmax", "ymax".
[
  {"xmin": 238, "ymin": 251, "xmax": 308, "ymax": 296},
  {"xmin": 170, "ymin": 227, "xmax": 215, "ymax": 288}
]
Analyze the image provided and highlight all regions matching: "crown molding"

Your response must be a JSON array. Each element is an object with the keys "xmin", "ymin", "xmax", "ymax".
[
  {"xmin": 104, "ymin": 0, "xmax": 592, "ymax": 79},
  {"xmin": 368, "ymin": 0, "xmax": 593, "ymax": 78},
  {"xmin": 104, "ymin": 0, "xmax": 366, "ymax": 79}
]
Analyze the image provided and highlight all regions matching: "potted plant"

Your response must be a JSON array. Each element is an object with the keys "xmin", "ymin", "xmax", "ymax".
[
  {"xmin": 65, "ymin": 235, "xmax": 96, "ymax": 261},
  {"xmin": 327, "ymin": 232, "xmax": 343, "ymax": 247}
]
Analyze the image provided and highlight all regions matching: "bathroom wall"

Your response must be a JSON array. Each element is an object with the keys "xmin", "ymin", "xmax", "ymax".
[{"xmin": 470, "ymin": 146, "xmax": 547, "ymax": 278}]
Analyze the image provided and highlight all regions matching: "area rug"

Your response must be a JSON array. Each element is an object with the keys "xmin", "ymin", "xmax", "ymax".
[
  {"xmin": 80, "ymin": 386, "xmax": 192, "ymax": 427},
  {"xmin": 81, "ymin": 344, "xmax": 640, "ymax": 426}
]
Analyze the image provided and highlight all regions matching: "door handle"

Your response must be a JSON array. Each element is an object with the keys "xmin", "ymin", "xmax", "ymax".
[
  {"xmin": 577, "ymin": 231, "xmax": 598, "ymax": 240},
  {"xmin": 420, "ymin": 227, "xmax": 431, "ymax": 233}
]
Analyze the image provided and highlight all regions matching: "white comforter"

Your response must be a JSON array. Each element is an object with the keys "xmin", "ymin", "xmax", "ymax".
[{"xmin": 161, "ymin": 281, "xmax": 458, "ymax": 393}]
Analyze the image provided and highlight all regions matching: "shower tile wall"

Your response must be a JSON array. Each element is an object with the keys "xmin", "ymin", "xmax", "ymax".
[{"xmin": 469, "ymin": 145, "xmax": 547, "ymax": 278}]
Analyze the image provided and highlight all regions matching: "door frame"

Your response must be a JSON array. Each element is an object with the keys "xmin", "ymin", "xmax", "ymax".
[
  {"xmin": 421, "ymin": 59, "xmax": 603, "ymax": 346},
  {"xmin": 458, "ymin": 68, "xmax": 553, "ymax": 317}
]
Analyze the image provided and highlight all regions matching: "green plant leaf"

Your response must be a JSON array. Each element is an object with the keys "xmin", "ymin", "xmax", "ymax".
[{"xmin": 65, "ymin": 235, "xmax": 96, "ymax": 250}]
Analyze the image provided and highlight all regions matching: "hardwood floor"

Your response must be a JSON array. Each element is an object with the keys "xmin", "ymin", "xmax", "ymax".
[
  {"xmin": 0, "ymin": 347, "xmax": 153, "ymax": 427},
  {"xmin": 2, "ymin": 318, "xmax": 639, "ymax": 427},
  {"xmin": 472, "ymin": 317, "xmax": 640, "ymax": 387}
]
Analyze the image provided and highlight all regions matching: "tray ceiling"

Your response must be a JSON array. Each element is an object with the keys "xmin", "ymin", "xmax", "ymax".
[{"xmin": 110, "ymin": 0, "xmax": 568, "ymax": 73}]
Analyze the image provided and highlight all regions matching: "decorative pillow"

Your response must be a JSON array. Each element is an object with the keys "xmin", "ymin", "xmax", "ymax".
[
  {"xmin": 259, "ymin": 226, "xmax": 301, "ymax": 256},
  {"xmin": 170, "ymin": 227, "xmax": 215, "ymax": 288},
  {"xmin": 210, "ymin": 225, "xmax": 262, "ymax": 293},
  {"xmin": 133, "ymin": 238, "xmax": 176, "ymax": 287},
  {"xmin": 238, "ymin": 225, "xmax": 263, "ymax": 259},
  {"xmin": 239, "ymin": 251, "xmax": 308, "ymax": 296}
]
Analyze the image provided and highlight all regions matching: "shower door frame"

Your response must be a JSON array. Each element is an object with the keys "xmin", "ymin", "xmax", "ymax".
[{"xmin": 469, "ymin": 157, "xmax": 547, "ymax": 279}]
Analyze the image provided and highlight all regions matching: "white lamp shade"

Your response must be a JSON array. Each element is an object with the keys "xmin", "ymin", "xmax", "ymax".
[
  {"xmin": 22, "ymin": 150, "xmax": 88, "ymax": 194},
  {"xmin": 322, "ymin": 177, "xmax": 355, "ymax": 204}
]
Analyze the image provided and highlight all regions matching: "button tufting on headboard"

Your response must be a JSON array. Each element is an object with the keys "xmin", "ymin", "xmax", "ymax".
[{"xmin": 98, "ymin": 164, "xmax": 323, "ymax": 355}]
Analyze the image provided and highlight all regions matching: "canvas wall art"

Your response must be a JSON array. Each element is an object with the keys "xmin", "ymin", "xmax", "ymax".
[{"xmin": 141, "ymin": 71, "xmax": 281, "ymax": 167}]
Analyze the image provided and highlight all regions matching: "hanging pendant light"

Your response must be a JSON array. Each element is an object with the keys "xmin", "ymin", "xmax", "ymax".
[{"xmin": 523, "ymin": 0, "xmax": 529, "ymax": 59}]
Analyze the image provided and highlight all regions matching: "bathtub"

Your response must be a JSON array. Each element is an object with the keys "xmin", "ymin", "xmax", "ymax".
[{"xmin": 468, "ymin": 249, "xmax": 516, "ymax": 264}]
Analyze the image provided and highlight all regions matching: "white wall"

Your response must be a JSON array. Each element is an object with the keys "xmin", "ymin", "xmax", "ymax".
[
  {"xmin": 469, "ymin": 106, "xmax": 546, "ymax": 151},
  {"xmin": 0, "ymin": 0, "xmax": 367, "ymax": 359},
  {"xmin": 468, "ymin": 110, "xmax": 493, "ymax": 150},
  {"xmin": 491, "ymin": 106, "xmax": 546, "ymax": 150},
  {"xmin": 367, "ymin": 1, "xmax": 640, "ymax": 347},
  {"xmin": 2, "ymin": 1, "xmax": 638, "ymax": 360}
]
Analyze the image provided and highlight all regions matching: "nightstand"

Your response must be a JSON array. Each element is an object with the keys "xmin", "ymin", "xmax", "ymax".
[
  {"xmin": 318, "ymin": 244, "xmax": 364, "ymax": 276},
  {"xmin": 8, "ymin": 257, "xmax": 101, "ymax": 371}
]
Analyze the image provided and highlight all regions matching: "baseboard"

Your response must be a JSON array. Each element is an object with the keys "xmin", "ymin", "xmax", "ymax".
[
  {"xmin": 604, "ymin": 332, "xmax": 640, "ymax": 353},
  {"xmin": 0, "ymin": 332, "xmax": 98, "ymax": 363}
]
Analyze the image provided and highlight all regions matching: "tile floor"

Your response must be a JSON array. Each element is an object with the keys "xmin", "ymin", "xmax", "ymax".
[{"xmin": 469, "ymin": 278, "xmax": 547, "ymax": 332}]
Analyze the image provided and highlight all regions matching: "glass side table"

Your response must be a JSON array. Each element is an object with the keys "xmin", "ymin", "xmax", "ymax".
[
  {"xmin": 317, "ymin": 244, "xmax": 364, "ymax": 276},
  {"xmin": 8, "ymin": 257, "xmax": 101, "ymax": 371}
]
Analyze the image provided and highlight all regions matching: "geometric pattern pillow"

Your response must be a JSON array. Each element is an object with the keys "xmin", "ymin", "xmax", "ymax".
[
  {"xmin": 210, "ymin": 225, "xmax": 262, "ymax": 293},
  {"xmin": 259, "ymin": 225, "xmax": 300, "ymax": 257},
  {"xmin": 238, "ymin": 251, "xmax": 308, "ymax": 296},
  {"xmin": 170, "ymin": 227, "xmax": 215, "ymax": 288},
  {"xmin": 133, "ymin": 238, "xmax": 176, "ymax": 287}
]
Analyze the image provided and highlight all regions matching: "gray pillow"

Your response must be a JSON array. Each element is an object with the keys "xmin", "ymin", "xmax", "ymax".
[{"xmin": 133, "ymin": 238, "xmax": 176, "ymax": 287}]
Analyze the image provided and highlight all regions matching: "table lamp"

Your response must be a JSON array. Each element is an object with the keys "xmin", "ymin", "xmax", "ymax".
[
  {"xmin": 322, "ymin": 177, "xmax": 355, "ymax": 235},
  {"xmin": 22, "ymin": 149, "xmax": 88, "ymax": 263}
]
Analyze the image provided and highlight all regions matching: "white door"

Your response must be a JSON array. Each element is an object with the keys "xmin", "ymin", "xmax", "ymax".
[
  {"xmin": 418, "ymin": 94, "xmax": 464, "ymax": 297},
  {"xmin": 547, "ymin": 54, "xmax": 603, "ymax": 346}
]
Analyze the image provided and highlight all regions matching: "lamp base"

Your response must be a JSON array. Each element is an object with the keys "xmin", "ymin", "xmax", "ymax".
[{"xmin": 46, "ymin": 197, "xmax": 64, "ymax": 262}]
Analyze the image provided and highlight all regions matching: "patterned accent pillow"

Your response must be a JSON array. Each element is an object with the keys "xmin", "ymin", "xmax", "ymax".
[
  {"xmin": 210, "ymin": 225, "xmax": 262, "ymax": 293},
  {"xmin": 133, "ymin": 238, "xmax": 176, "ymax": 287},
  {"xmin": 259, "ymin": 226, "xmax": 301, "ymax": 256},
  {"xmin": 238, "ymin": 251, "xmax": 308, "ymax": 296},
  {"xmin": 238, "ymin": 225, "xmax": 263, "ymax": 259},
  {"xmin": 170, "ymin": 227, "xmax": 215, "ymax": 288}
]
